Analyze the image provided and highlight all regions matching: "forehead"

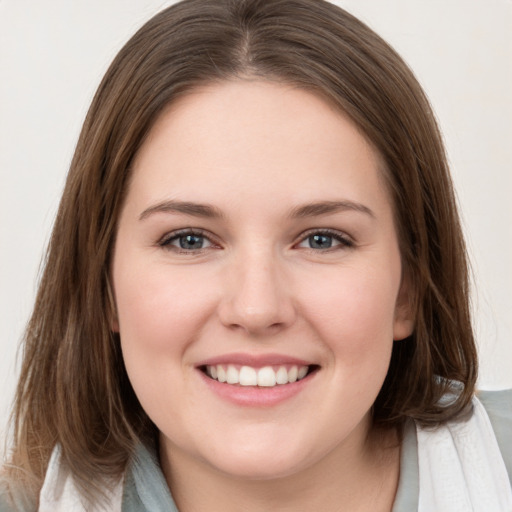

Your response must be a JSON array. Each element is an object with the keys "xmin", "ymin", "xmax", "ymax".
[{"xmin": 127, "ymin": 80, "xmax": 391, "ymax": 217}]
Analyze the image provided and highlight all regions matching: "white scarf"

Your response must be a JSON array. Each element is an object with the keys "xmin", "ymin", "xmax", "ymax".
[
  {"xmin": 416, "ymin": 396, "xmax": 512, "ymax": 511},
  {"xmin": 38, "ymin": 447, "xmax": 123, "ymax": 512},
  {"xmin": 39, "ymin": 397, "xmax": 512, "ymax": 511}
]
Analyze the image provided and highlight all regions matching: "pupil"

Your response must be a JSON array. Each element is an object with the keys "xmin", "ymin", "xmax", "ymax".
[
  {"xmin": 310, "ymin": 234, "xmax": 332, "ymax": 249},
  {"xmin": 180, "ymin": 235, "xmax": 203, "ymax": 249}
]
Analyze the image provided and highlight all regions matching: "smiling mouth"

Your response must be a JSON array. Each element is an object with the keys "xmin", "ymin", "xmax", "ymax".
[{"xmin": 200, "ymin": 364, "xmax": 319, "ymax": 387}]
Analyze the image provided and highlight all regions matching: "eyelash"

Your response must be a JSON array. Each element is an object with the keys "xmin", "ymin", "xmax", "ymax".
[
  {"xmin": 158, "ymin": 228, "xmax": 217, "ymax": 254},
  {"xmin": 157, "ymin": 228, "xmax": 354, "ymax": 254},
  {"xmin": 297, "ymin": 228, "xmax": 354, "ymax": 251}
]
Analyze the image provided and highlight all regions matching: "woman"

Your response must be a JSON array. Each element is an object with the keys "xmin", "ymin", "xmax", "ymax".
[{"xmin": 1, "ymin": 0, "xmax": 511, "ymax": 510}]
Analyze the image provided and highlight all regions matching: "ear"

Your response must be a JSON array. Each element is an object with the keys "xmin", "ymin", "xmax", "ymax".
[
  {"xmin": 106, "ymin": 278, "xmax": 120, "ymax": 333},
  {"xmin": 393, "ymin": 274, "xmax": 415, "ymax": 341}
]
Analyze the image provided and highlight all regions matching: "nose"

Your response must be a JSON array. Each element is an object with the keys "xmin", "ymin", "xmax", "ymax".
[{"xmin": 217, "ymin": 249, "xmax": 297, "ymax": 336}]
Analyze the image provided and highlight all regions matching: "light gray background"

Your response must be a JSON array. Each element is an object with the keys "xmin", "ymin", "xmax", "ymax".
[{"xmin": 1, "ymin": 0, "xmax": 511, "ymax": 451}]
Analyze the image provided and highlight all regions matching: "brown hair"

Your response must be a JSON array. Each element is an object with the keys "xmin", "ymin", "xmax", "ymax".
[{"xmin": 4, "ymin": 0, "xmax": 477, "ymax": 506}]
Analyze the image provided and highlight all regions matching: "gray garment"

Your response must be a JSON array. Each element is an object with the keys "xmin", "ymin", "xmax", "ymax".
[
  {"xmin": 122, "ymin": 446, "xmax": 178, "ymax": 512},
  {"xmin": 1, "ymin": 390, "xmax": 510, "ymax": 511},
  {"xmin": 122, "ymin": 389, "xmax": 512, "ymax": 512},
  {"xmin": 120, "ymin": 421, "xmax": 421, "ymax": 512}
]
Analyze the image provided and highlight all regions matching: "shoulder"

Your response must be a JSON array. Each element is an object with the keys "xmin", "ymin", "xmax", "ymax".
[
  {"xmin": 478, "ymin": 388, "xmax": 512, "ymax": 418},
  {"xmin": 0, "ymin": 481, "xmax": 31, "ymax": 512},
  {"xmin": 0, "ymin": 479, "xmax": 15, "ymax": 512},
  {"xmin": 0, "ymin": 497, "xmax": 18, "ymax": 512},
  {"xmin": 478, "ymin": 388, "xmax": 512, "ymax": 485}
]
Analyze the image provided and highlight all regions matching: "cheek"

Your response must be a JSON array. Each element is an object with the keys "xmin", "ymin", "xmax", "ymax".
[
  {"xmin": 112, "ymin": 259, "xmax": 221, "ymax": 412},
  {"xmin": 298, "ymin": 264, "xmax": 399, "ymax": 359},
  {"xmin": 281, "ymin": 264, "xmax": 399, "ymax": 449},
  {"xmin": 113, "ymin": 262, "xmax": 220, "ymax": 426},
  {"xmin": 114, "ymin": 262, "xmax": 218, "ymax": 353}
]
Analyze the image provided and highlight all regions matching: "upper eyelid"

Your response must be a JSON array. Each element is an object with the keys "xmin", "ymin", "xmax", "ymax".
[
  {"xmin": 158, "ymin": 228, "xmax": 217, "ymax": 246},
  {"xmin": 295, "ymin": 228, "xmax": 353, "ymax": 244}
]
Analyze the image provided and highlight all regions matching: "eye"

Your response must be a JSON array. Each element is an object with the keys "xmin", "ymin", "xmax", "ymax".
[
  {"xmin": 159, "ymin": 229, "xmax": 216, "ymax": 252},
  {"xmin": 296, "ymin": 230, "xmax": 353, "ymax": 250}
]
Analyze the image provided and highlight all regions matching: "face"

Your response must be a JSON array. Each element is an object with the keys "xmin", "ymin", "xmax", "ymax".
[{"xmin": 112, "ymin": 80, "xmax": 413, "ymax": 481}]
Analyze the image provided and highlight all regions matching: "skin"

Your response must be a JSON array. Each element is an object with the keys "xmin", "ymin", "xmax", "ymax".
[{"xmin": 112, "ymin": 80, "xmax": 414, "ymax": 511}]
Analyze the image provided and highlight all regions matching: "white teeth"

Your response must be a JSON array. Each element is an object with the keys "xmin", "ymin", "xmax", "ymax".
[
  {"xmin": 257, "ymin": 366, "xmax": 277, "ymax": 387},
  {"xmin": 217, "ymin": 366, "xmax": 227, "ymax": 383},
  {"xmin": 276, "ymin": 366, "xmax": 288, "ymax": 385},
  {"xmin": 239, "ymin": 366, "xmax": 258, "ymax": 386},
  {"xmin": 226, "ymin": 365, "xmax": 239, "ymax": 384},
  {"xmin": 205, "ymin": 364, "xmax": 311, "ymax": 387},
  {"xmin": 298, "ymin": 366, "xmax": 308, "ymax": 380}
]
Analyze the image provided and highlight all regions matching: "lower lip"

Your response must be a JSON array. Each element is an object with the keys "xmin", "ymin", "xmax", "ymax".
[{"xmin": 198, "ymin": 369, "xmax": 316, "ymax": 407}]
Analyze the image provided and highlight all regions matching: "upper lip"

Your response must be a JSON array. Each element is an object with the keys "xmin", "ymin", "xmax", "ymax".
[{"xmin": 195, "ymin": 353, "xmax": 314, "ymax": 368}]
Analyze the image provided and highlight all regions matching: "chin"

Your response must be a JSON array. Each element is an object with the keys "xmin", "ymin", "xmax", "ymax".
[
  {"xmin": 198, "ymin": 434, "xmax": 318, "ymax": 481},
  {"xmin": 207, "ymin": 453, "xmax": 309, "ymax": 481}
]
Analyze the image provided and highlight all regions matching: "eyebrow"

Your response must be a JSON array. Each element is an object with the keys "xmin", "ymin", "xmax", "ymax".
[
  {"xmin": 139, "ymin": 200, "xmax": 225, "ymax": 221},
  {"xmin": 288, "ymin": 200, "xmax": 375, "ymax": 219},
  {"xmin": 139, "ymin": 199, "xmax": 375, "ymax": 221}
]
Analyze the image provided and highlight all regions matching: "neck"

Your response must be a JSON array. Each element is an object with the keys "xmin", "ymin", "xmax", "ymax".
[{"xmin": 159, "ymin": 423, "xmax": 400, "ymax": 512}]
